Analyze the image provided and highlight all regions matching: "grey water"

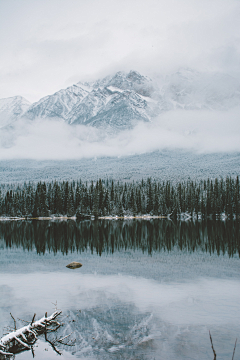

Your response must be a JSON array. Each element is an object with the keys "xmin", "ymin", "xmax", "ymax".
[{"xmin": 0, "ymin": 219, "xmax": 239, "ymax": 360}]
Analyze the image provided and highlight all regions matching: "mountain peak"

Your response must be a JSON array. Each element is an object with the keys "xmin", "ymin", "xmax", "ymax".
[
  {"xmin": 0, "ymin": 96, "xmax": 31, "ymax": 128},
  {"xmin": 127, "ymin": 70, "xmax": 149, "ymax": 82},
  {"xmin": 1, "ymin": 69, "xmax": 239, "ymax": 132}
]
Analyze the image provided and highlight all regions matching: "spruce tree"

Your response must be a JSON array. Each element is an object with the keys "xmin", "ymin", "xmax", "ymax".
[{"xmin": 146, "ymin": 178, "xmax": 153, "ymax": 214}]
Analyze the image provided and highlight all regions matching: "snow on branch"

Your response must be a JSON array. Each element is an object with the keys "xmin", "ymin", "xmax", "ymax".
[{"xmin": 0, "ymin": 310, "xmax": 75, "ymax": 358}]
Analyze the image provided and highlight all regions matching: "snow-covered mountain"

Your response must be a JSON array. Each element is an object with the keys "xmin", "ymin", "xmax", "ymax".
[
  {"xmin": 0, "ymin": 69, "xmax": 239, "ymax": 131},
  {"xmin": 23, "ymin": 70, "xmax": 160, "ymax": 131},
  {"xmin": 0, "ymin": 96, "xmax": 31, "ymax": 128},
  {"xmin": 24, "ymin": 85, "xmax": 89, "ymax": 122}
]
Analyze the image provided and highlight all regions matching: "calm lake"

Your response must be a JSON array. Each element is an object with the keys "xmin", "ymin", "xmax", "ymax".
[{"xmin": 0, "ymin": 219, "xmax": 239, "ymax": 360}]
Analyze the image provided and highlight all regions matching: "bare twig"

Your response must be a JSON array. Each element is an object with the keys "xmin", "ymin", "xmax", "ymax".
[
  {"xmin": 17, "ymin": 318, "xmax": 29, "ymax": 325},
  {"xmin": 10, "ymin": 313, "xmax": 16, "ymax": 331},
  {"xmin": 31, "ymin": 346, "xmax": 35, "ymax": 358},
  {"xmin": 232, "ymin": 338, "xmax": 237, "ymax": 360},
  {"xmin": 56, "ymin": 333, "xmax": 76, "ymax": 346},
  {"xmin": 209, "ymin": 331, "xmax": 216, "ymax": 360},
  {"xmin": 31, "ymin": 313, "xmax": 36, "ymax": 325},
  {"xmin": 52, "ymin": 301, "xmax": 58, "ymax": 311},
  {"xmin": 44, "ymin": 332, "xmax": 62, "ymax": 356},
  {"xmin": 57, "ymin": 333, "xmax": 72, "ymax": 342},
  {"xmin": 209, "ymin": 331, "xmax": 237, "ymax": 360}
]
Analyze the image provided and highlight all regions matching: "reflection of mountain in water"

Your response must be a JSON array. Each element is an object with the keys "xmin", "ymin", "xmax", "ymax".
[
  {"xmin": 0, "ymin": 219, "xmax": 239, "ymax": 258},
  {"xmin": 58, "ymin": 305, "xmax": 154, "ymax": 359}
]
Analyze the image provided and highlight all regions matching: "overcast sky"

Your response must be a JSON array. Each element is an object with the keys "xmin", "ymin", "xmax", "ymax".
[{"xmin": 0, "ymin": 0, "xmax": 240, "ymax": 102}]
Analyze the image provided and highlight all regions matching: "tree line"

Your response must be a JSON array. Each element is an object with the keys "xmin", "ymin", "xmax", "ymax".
[{"xmin": 0, "ymin": 176, "xmax": 239, "ymax": 218}]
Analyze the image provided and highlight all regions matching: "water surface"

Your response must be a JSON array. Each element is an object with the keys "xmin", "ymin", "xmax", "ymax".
[{"xmin": 0, "ymin": 219, "xmax": 239, "ymax": 360}]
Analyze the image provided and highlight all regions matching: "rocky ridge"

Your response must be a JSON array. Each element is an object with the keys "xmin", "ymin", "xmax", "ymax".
[{"xmin": 0, "ymin": 69, "xmax": 239, "ymax": 131}]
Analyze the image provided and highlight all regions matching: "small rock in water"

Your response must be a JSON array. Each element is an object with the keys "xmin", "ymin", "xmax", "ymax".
[{"xmin": 66, "ymin": 261, "xmax": 82, "ymax": 269}]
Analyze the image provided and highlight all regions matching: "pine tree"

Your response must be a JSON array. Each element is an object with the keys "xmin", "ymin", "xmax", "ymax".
[
  {"xmin": 53, "ymin": 182, "xmax": 62, "ymax": 215},
  {"xmin": 206, "ymin": 179, "xmax": 212, "ymax": 217},
  {"xmin": 67, "ymin": 184, "xmax": 75, "ymax": 216},
  {"xmin": 235, "ymin": 176, "xmax": 239, "ymax": 217},
  {"xmin": 39, "ymin": 182, "xmax": 48, "ymax": 216},
  {"xmin": 213, "ymin": 178, "xmax": 219, "ymax": 219},
  {"xmin": 153, "ymin": 183, "xmax": 159, "ymax": 215},
  {"xmin": 63, "ymin": 182, "xmax": 69, "ymax": 215},
  {"xmin": 93, "ymin": 186, "xmax": 99, "ymax": 219},
  {"xmin": 25, "ymin": 184, "xmax": 33, "ymax": 216},
  {"xmin": 136, "ymin": 188, "xmax": 142, "ymax": 214},
  {"xmin": 129, "ymin": 188, "xmax": 137, "ymax": 215},
  {"xmin": 226, "ymin": 177, "xmax": 233, "ymax": 218},
  {"xmin": 75, "ymin": 182, "xmax": 81, "ymax": 211},
  {"xmin": 98, "ymin": 179, "xmax": 104, "ymax": 214},
  {"xmin": 122, "ymin": 184, "xmax": 127, "ymax": 211},
  {"xmin": 117, "ymin": 199, "xmax": 124, "ymax": 217},
  {"xmin": 32, "ymin": 189, "xmax": 40, "ymax": 217},
  {"xmin": 146, "ymin": 178, "xmax": 153, "ymax": 214},
  {"xmin": 103, "ymin": 189, "xmax": 110, "ymax": 215},
  {"xmin": 0, "ymin": 189, "xmax": 2, "ymax": 216}
]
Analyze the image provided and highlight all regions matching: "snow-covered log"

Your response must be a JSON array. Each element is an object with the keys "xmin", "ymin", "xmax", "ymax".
[{"xmin": 0, "ymin": 311, "xmax": 62, "ymax": 357}]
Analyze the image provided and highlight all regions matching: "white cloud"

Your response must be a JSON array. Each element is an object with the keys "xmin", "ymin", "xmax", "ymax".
[{"xmin": 0, "ymin": 0, "xmax": 239, "ymax": 102}]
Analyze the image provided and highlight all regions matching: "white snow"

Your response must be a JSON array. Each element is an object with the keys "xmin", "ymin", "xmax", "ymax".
[
  {"xmin": 138, "ymin": 93, "xmax": 157, "ymax": 103},
  {"xmin": 107, "ymin": 86, "xmax": 124, "ymax": 93},
  {"xmin": 0, "ymin": 69, "xmax": 239, "ymax": 134}
]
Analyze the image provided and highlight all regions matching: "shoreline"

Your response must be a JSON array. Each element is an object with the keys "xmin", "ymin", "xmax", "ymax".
[
  {"xmin": 0, "ymin": 214, "xmax": 233, "ymax": 221},
  {"xmin": 0, "ymin": 215, "xmax": 168, "ymax": 221}
]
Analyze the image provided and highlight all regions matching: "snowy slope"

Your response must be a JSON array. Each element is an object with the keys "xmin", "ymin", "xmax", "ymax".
[
  {"xmin": 24, "ymin": 84, "xmax": 89, "ymax": 121},
  {"xmin": 0, "ymin": 96, "xmax": 31, "ymax": 128},
  {"xmin": 0, "ymin": 151, "xmax": 239, "ymax": 184},
  {"xmin": 22, "ymin": 70, "xmax": 160, "ymax": 130},
  {"xmin": 0, "ymin": 69, "xmax": 239, "ymax": 132}
]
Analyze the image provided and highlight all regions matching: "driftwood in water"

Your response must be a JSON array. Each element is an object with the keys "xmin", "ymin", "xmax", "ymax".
[{"xmin": 0, "ymin": 310, "xmax": 74, "ymax": 358}]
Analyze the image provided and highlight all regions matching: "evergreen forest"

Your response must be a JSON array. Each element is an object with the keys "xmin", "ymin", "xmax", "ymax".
[{"xmin": 0, "ymin": 176, "xmax": 239, "ymax": 219}]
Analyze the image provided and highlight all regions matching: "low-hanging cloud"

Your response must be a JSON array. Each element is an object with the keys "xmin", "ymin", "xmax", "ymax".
[{"xmin": 0, "ymin": 108, "xmax": 239, "ymax": 160}]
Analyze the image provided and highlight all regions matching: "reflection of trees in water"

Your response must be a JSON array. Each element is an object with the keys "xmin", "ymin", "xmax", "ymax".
[{"xmin": 0, "ymin": 220, "xmax": 239, "ymax": 258}]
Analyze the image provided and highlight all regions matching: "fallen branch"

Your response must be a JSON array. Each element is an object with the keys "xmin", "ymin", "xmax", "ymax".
[{"xmin": 0, "ymin": 311, "xmax": 62, "ymax": 357}]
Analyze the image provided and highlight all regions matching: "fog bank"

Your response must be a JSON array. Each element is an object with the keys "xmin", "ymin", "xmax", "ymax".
[{"xmin": 0, "ymin": 108, "xmax": 239, "ymax": 160}]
